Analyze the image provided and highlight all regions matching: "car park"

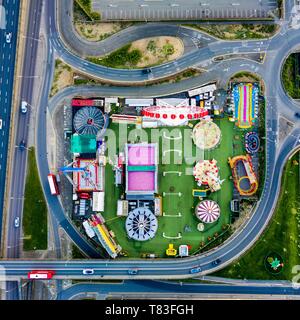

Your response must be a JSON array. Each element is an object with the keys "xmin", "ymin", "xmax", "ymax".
[{"xmin": 82, "ymin": 269, "xmax": 94, "ymax": 275}]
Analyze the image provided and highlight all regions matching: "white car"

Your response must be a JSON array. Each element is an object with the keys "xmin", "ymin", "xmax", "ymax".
[
  {"xmin": 21, "ymin": 101, "xmax": 28, "ymax": 114},
  {"xmin": 5, "ymin": 32, "xmax": 12, "ymax": 44},
  {"xmin": 82, "ymin": 269, "xmax": 94, "ymax": 275},
  {"xmin": 14, "ymin": 217, "xmax": 20, "ymax": 228},
  {"xmin": 0, "ymin": 119, "xmax": 2, "ymax": 129}
]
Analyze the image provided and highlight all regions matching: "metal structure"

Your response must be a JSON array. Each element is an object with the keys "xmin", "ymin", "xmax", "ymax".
[
  {"xmin": 125, "ymin": 208, "xmax": 158, "ymax": 241},
  {"xmin": 73, "ymin": 107, "xmax": 105, "ymax": 135}
]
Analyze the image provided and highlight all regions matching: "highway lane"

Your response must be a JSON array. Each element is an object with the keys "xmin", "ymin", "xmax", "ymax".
[
  {"xmin": 6, "ymin": 0, "xmax": 43, "ymax": 260},
  {"xmin": 5, "ymin": 0, "xmax": 42, "ymax": 300},
  {"xmin": 0, "ymin": 0, "xmax": 19, "ymax": 246},
  {"xmin": 0, "ymin": 0, "xmax": 20, "ymax": 301}
]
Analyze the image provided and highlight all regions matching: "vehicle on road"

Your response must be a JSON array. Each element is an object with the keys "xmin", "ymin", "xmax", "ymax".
[
  {"xmin": 5, "ymin": 32, "xmax": 12, "ymax": 43},
  {"xmin": 211, "ymin": 259, "xmax": 221, "ymax": 266},
  {"xmin": 19, "ymin": 140, "xmax": 26, "ymax": 151},
  {"xmin": 0, "ymin": 119, "xmax": 2, "ymax": 129},
  {"xmin": 189, "ymin": 266, "xmax": 202, "ymax": 274},
  {"xmin": 82, "ymin": 269, "xmax": 94, "ymax": 275},
  {"xmin": 128, "ymin": 268, "xmax": 138, "ymax": 275},
  {"xmin": 295, "ymin": 112, "xmax": 300, "ymax": 118},
  {"xmin": 142, "ymin": 68, "xmax": 152, "ymax": 74},
  {"xmin": 47, "ymin": 173, "xmax": 60, "ymax": 195},
  {"xmin": 21, "ymin": 101, "xmax": 28, "ymax": 114},
  {"xmin": 14, "ymin": 217, "xmax": 20, "ymax": 228},
  {"xmin": 28, "ymin": 270, "xmax": 55, "ymax": 280}
]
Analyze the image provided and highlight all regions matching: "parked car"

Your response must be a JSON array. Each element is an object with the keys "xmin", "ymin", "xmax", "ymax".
[
  {"xmin": 211, "ymin": 259, "xmax": 221, "ymax": 266},
  {"xmin": 295, "ymin": 112, "xmax": 300, "ymax": 118},
  {"xmin": 0, "ymin": 119, "xmax": 2, "ymax": 130},
  {"xmin": 128, "ymin": 268, "xmax": 138, "ymax": 275},
  {"xmin": 14, "ymin": 217, "xmax": 20, "ymax": 228},
  {"xmin": 189, "ymin": 266, "xmax": 202, "ymax": 274},
  {"xmin": 82, "ymin": 269, "xmax": 94, "ymax": 275},
  {"xmin": 5, "ymin": 32, "xmax": 12, "ymax": 43}
]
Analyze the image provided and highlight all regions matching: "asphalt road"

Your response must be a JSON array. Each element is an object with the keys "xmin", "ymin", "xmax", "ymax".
[
  {"xmin": 0, "ymin": 0, "xmax": 19, "ymax": 247},
  {"xmin": 5, "ymin": 0, "xmax": 43, "ymax": 300},
  {"xmin": 0, "ymin": 0, "xmax": 20, "ymax": 301},
  {"xmin": 92, "ymin": 0, "xmax": 278, "ymax": 21},
  {"xmin": 57, "ymin": 280, "xmax": 300, "ymax": 300}
]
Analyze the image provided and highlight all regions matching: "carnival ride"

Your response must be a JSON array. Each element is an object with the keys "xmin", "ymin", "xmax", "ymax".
[
  {"xmin": 228, "ymin": 154, "xmax": 258, "ymax": 196},
  {"xmin": 125, "ymin": 208, "xmax": 158, "ymax": 241},
  {"xmin": 87, "ymin": 214, "xmax": 121, "ymax": 258},
  {"xmin": 193, "ymin": 159, "xmax": 224, "ymax": 192},
  {"xmin": 142, "ymin": 105, "xmax": 209, "ymax": 126},
  {"xmin": 59, "ymin": 159, "xmax": 102, "ymax": 192},
  {"xmin": 73, "ymin": 106, "xmax": 106, "ymax": 136},
  {"xmin": 192, "ymin": 119, "xmax": 221, "ymax": 150},
  {"xmin": 195, "ymin": 200, "xmax": 221, "ymax": 224},
  {"xmin": 245, "ymin": 131, "xmax": 260, "ymax": 154},
  {"xmin": 232, "ymin": 83, "xmax": 258, "ymax": 129}
]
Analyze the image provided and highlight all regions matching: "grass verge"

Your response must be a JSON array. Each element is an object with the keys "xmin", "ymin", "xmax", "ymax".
[
  {"xmin": 213, "ymin": 152, "xmax": 300, "ymax": 280},
  {"xmin": 87, "ymin": 44, "xmax": 142, "ymax": 69},
  {"xmin": 23, "ymin": 148, "xmax": 48, "ymax": 250},
  {"xmin": 282, "ymin": 53, "xmax": 300, "ymax": 99},
  {"xmin": 184, "ymin": 24, "xmax": 278, "ymax": 40}
]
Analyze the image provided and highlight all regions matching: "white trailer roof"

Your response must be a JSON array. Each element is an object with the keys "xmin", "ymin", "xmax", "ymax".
[
  {"xmin": 125, "ymin": 99, "xmax": 154, "ymax": 106},
  {"xmin": 188, "ymin": 84, "xmax": 217, "ymax": 97},
  {"xmin": 83, "ymin": 221, "xmax": 95, "ymax": 238},
  {"xmin": 92, "ymin": 192, "xmax": 105, "ymax": 212}
]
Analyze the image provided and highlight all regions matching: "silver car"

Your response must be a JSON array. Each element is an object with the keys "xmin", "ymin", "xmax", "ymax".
[{"xmin": 14, "ymin": 217, "xmax": 20, "ymax": 228}]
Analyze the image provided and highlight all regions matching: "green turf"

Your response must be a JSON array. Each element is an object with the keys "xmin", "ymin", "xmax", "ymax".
[
  {"xmin": 23, "ymin": 148, "xmax": 48, "ymax": 250},
  {"xmin": 103, "ymin": 119, "xmax": 254, "ymax": 258},
  {"xmin": 213, "ymin": 152, "xmax": 300, "ymax": 280}
]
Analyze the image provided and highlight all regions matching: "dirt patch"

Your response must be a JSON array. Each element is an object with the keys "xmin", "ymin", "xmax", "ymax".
[
  {"xmin": 74, "ymin": 22, "xmax": 132, "ymax": 41},
  {"xmin": 50, "ymin": 60, "xmax": 74, "ymax": 97},
  {"xmin": 130, "ymin": 36, "xmax": 184, "ymax": 68}
]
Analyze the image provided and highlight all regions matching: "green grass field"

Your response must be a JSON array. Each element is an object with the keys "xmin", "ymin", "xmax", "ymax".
[
  {"xmin": 214, "ymin": 152, "xmax": 300, "ymax": 280},
  {"xmin": 23, "ymin": 148, "xmax": 48, "ymax": 251},
  {"xmin": 103, "ymin": 119, "xmax": 253, "ymax": 258}
]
